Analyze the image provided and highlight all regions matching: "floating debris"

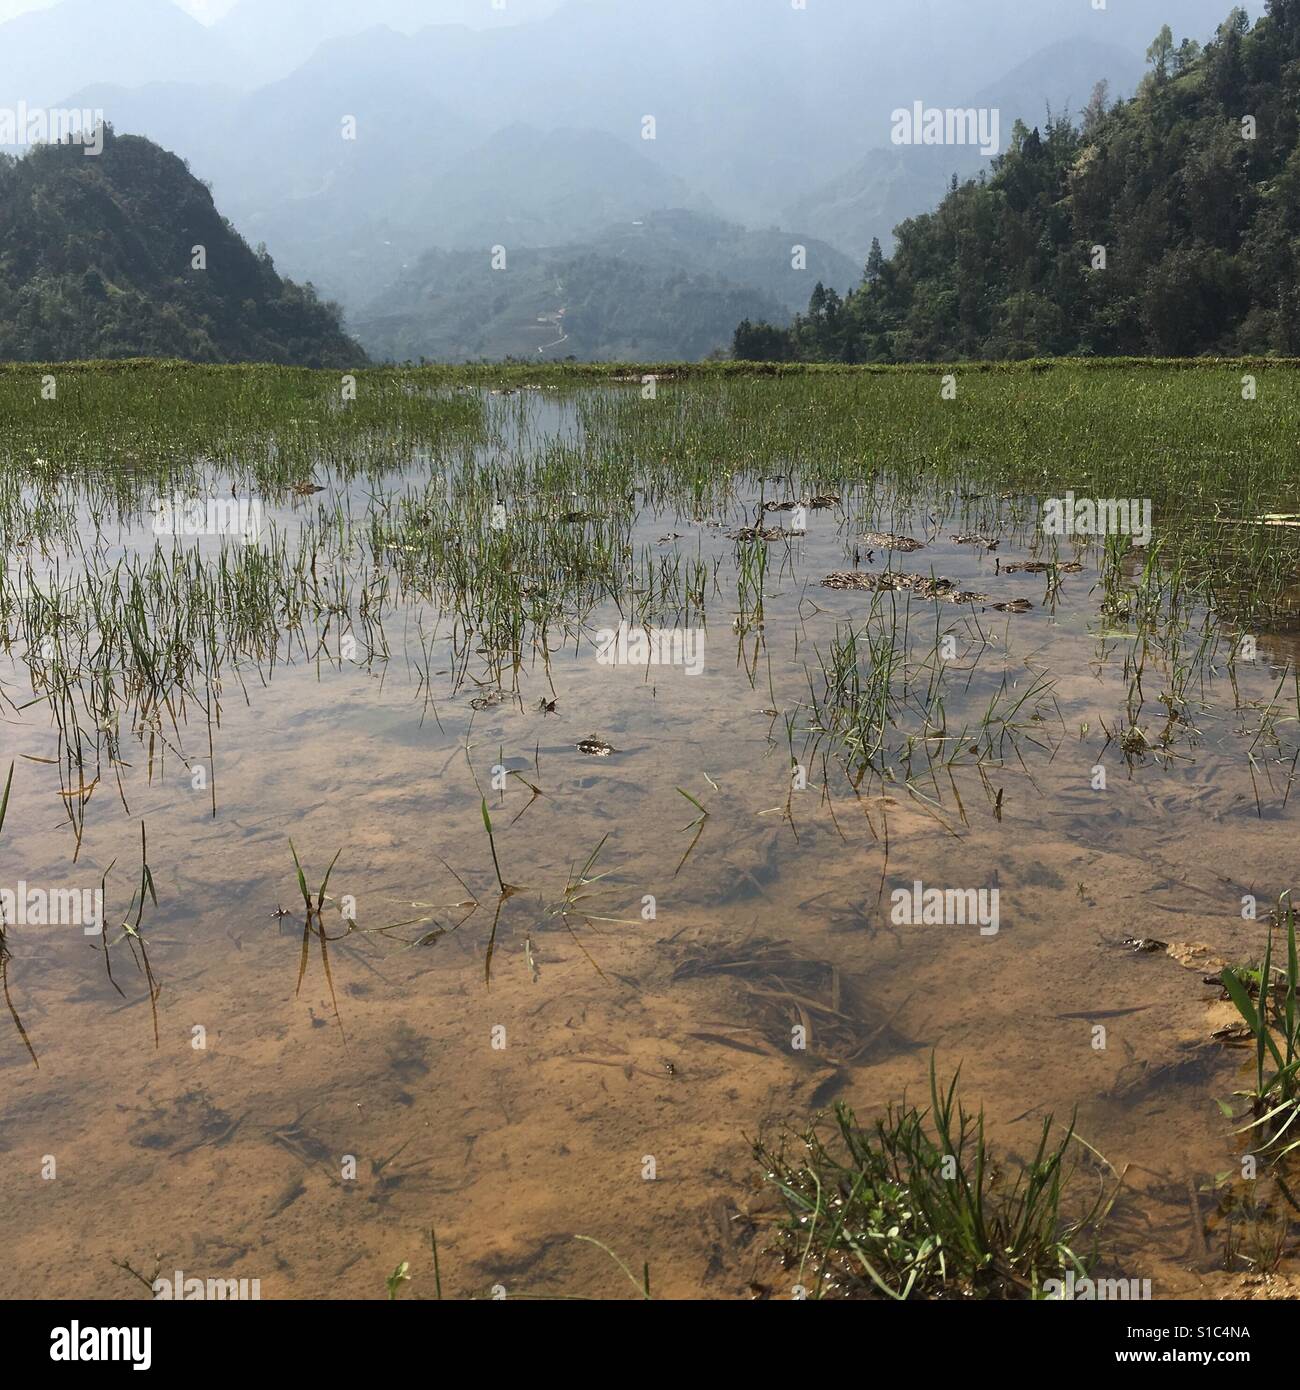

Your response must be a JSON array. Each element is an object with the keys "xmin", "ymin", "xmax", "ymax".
[
  {"xmin": 992, "ymin": 599, "xmax": 1034, "ymax": 613},
  {"xmin": 1120, "ymin": 727, "xmax": 1150, "ymax": 755},
  {"xmin": 577, "ymin": 737, "xmax": 616, "ymax": 757},
  {"xmin": 1219, "ymin": 513, "xmax": 1300, "ymax": 528},
  {"xmin": 951, "ymin": 532, "xmax": 999, "ymax": 549},
  {"xmin": 729, "ymin": 525, "xmax": 788, "ymax": 542},
  {"xmin": 862, "ymin": 532, "xmax": 925, "ymax": 552},
  {"xmin": 1211, "ymin": 1022, "xmax": 1254, "ymax": 1044},
  {"xmin": 821, "ymin": 571, "xmax": 989, "ymax": 604},
  {"xmin": 762, "ymin": 494, "xmax": 840, "ymax": 514},
  {"xmin": 1001, "ymin": 560, "xmax": 1083, "ymax": 574}
]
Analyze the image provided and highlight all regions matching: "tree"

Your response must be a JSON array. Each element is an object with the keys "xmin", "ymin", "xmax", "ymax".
[
  {"xmin": 865, "ymin": 238, "xmax": 884, "ymax": 287},
  {"xmin": 1082, "ymin": 80, "xmax": 1110, "ymax": 136},
  {"xmin": 732, "ymin": 319, "xmax": 793, "ymax": 362},
  {"xmin": 1173, "ymin": 38, "xmax": 1202, "ymax": 74},
  {"xmin": 1146, "ymin": 24, "xmax": 1175, "ymax": 81}
]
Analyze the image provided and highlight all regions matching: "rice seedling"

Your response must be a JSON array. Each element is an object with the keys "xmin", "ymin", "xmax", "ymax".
[
  {"xmin": 478, "ymin": 798, "xmax": 522, "ymax": 901},
  {"xmin": 288, "ymin": 842, "xmax": 346, "ymax": 1038},
  {"xmin": 1221, "ymin": 895, "xmax": 1300, "ymax": 1157},
  {"xmin": 99, "ymin": 822, "xmax": 163, "ymax": 1047},
  {"xmin": 674, "ymin": 786, "xmax": 711, "ymax": 874}
]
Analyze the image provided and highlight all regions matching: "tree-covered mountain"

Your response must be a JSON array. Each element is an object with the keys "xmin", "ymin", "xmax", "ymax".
[
  {"xmin": 783, "ymin": 36, "xmax": 1147, "ymax": 265},
  {"xmin": 736, "ymin": 2, "xmax": 1300, "ymax": 363},
  {"xmin": 355, "ymin": 211, "xmax": 857, "ymax": 363},
  {"xmin": 0, "ymin": 127, "xmax": 363, "ymax": 364}
]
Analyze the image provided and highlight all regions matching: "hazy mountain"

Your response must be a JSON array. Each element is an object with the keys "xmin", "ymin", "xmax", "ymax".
[
  {"xmin": 354, "ymin": 209, "xmax": 857, "ymax": 362},
  {"xmin": 0, "ymin": 0, "xmax": 233, "ymax": 108},
  {"xmin": 246, "ymin": 121, "xmax": 708, "ymax": 309},
  {"xmin": 0, "ymin": 0, "xmax": 564, "ymax": 98},
  {"xmin": 31, "ymin": 0, "xmax": 1247, "ymax": 227},
  {"xmin": 64, "ymin": 71, "xmax": 706, "ymax": 307},
  {"xmin": 0, "ymin": 0, "xmax": 1261, "ymax": 362},
  {"xmin": 0, "ymin": 128, "xmax": 362, "ymax": 364},
  {"xmin": 213, "ymin": 0, "xmax": 564, "ymax": 84}
]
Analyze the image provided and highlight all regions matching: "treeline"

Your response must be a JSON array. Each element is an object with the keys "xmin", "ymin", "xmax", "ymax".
[
  {"xmin": 0, "ymin": 127, "xmax": 363, "ymax": 366},
  {"xmin": 735, "ymin": 1, "xmax": 1300, "ymax": 362}
]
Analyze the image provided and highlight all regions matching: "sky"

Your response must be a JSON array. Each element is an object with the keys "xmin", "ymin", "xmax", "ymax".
[{"xmin": 0, "ymin": 0, "xmax": 235, "ymax": 19}]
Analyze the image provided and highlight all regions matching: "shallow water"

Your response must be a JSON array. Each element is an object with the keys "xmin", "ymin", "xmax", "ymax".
[{"xmin": 1, "ymin": 382, "xmax": 1297, "ymax": 1299}]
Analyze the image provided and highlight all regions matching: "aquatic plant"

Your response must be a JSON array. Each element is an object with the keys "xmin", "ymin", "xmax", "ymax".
[{"xmin": 754, "ymin": 1060, "xmax": 1115, "ymax": 1299}]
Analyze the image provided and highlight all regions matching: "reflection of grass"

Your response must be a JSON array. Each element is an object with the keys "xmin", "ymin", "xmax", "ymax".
[
  {"xmin": 754, "ymin": 1060, "xmax": 1116, "ymax": 1300},
  {"xmin": 0, "ymin": 761, "xmax": 37, "ymax": 1066},
  {"xmin": 288, "ymin": 841, "xmax": 346, "ymax": 1039}
]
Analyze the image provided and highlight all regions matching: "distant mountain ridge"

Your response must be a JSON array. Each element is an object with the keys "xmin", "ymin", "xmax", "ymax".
[{"xmin": 354, "ymin": 210, "xmax": 859, "ymax": 363}]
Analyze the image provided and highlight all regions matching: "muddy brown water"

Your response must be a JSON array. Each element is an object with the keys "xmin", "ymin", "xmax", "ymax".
[{"xmin": 1, "ymin": 393, "xmax": 1297, "ymax": 1300}]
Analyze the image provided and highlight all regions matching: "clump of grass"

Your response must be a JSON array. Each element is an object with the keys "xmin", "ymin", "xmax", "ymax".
[
  {"xmin": 754, "ymin": 1061, "xmax": 1115, "ymax": 1300},
  {"xmin": 1222, "ymin": 894, "xmax": 1300, "ymax": 1156}
]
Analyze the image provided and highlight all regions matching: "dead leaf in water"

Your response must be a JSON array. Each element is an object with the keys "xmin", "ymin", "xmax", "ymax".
[
  {"xmin": 577, "ymin": 737, "xmax": 616, "ymax": 757},
  {"xmin": 861, "ymin": 532, "xmax": 924, "ymax": 552}
]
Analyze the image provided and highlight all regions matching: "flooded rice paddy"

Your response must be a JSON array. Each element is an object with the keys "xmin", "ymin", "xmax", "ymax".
[{"xmin": 2, "ymin": 363, "xmax": 1300, "ymax": 1299}]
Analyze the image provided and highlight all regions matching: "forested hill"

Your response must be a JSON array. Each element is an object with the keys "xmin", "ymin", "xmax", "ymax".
[
  {"xmin": 735, "ymin": 2, "xmax": 1300, "ymax": 363},
  {"xmin": 0, "ymin": 127, "xmax": 363, "ymax": 366}
]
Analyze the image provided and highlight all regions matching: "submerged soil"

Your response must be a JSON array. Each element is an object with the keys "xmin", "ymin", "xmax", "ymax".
[{"xmin": 1, "ymin": 382, "xmax": 1297, "ymax": 1299}]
